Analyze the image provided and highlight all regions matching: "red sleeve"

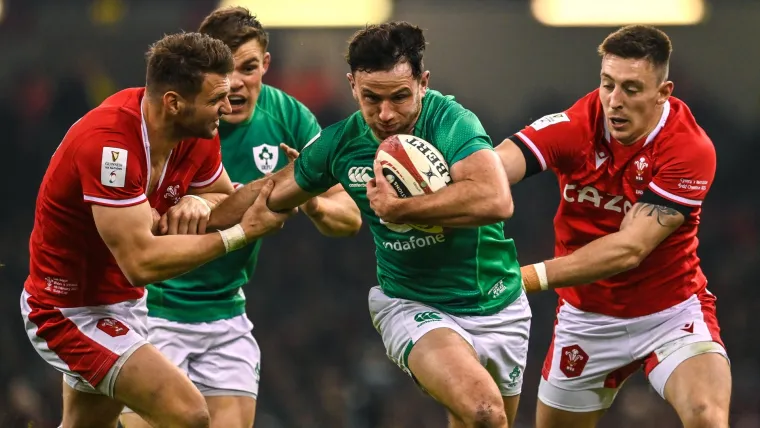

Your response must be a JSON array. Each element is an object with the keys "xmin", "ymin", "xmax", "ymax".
[
  {"xmin": 189, "ymin": 135, "xmax": 223, "ymax": 189},
  {"xmin": 75, "ymin": 131, "xmax": 146, "ymax": 207},
  {"xmin": 512, "ymin": 101, "xmax": 590, "ymax": 174},
  {"xmin": 648, "ymin": 135, "xmax": 716, "ymax": 208}
]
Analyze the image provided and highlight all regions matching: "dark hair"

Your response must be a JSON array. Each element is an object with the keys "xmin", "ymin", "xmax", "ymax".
[
  {"xmin": 598, "ymin": 25, "xmax": 673, "ymax": 80},
  {"xmin": 198, "ymin": 7, "xmax": 269, "ymax": 52},
  {"xmin": 346, "ymin": 21, "xmax": 426, "ymax": 79},
  {"xmin": 145, "ymin": 32, "xmax": 233, "ymax": 99}
]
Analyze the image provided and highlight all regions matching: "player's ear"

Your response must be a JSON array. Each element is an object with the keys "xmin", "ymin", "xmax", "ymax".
[
  {"xmin": 262, "ymin": 52, "xmax": 271, "ymax": 76},
  {"xmin": 347, "ymin": 73, "xmax": 358, "ymax": 100},
  {"xmin": 419, "ymin": 70, "xmax": 430, "ymax": 95},
  {"xmin": 657, "ymin": 80, "xmax": 674, "ymax": 105},
  {"xmin": 162, "ymin": 91, "xmax": 182, "ymax": 116}
]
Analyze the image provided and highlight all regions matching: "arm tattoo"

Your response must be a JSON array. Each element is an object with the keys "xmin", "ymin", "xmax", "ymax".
[{"xmin": 634, "ymin": 203, "xmax": 682, "ymax": 227}]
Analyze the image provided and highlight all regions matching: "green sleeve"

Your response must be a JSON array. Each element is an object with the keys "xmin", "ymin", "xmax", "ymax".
[
  {"xmin": 293, "ymin": 131, "xmax": 336, "ymax": 194},
  {"xmin": 434, "ymin": 110, "xmax": 494, "ymax": 166}
]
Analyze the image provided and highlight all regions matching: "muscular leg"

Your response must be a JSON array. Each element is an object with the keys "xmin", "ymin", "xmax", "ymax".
[
  {"xmin": 114, "ymin": 344, "xmax": 209, "ymax": 428},
  {"xmin": 62, "ymin": 379, "xmax": 124, "ymax": 428},
  {"xmin": 206, "ymin": 396, "xmax": 256, "ymax": 428},
  {"xmin": 664, "ymin": 352, "xmax": 731, "ymax": 428},
  {"xmin": 409, "ymin": 328, "xmax": 507, "ymax": 428},
  {"xmin": 535, "ymin": 400, "xmax": 606, "ymax": 428}
]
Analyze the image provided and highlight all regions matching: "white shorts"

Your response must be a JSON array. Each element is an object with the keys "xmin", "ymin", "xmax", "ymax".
[
  {"xmin": 20, "ymin": 289, "xmax": 149, "ymax": 398},
  {"xmin": 122, "ymin": 313, "xmax": 259, "ymax": 414},
  {"xmin": 368, "ymin": 286, "xmax": 532, "ymax": 396},
  {"xmin": 539, "ymin": 292, "xmax": 728, "ymax": 412}
]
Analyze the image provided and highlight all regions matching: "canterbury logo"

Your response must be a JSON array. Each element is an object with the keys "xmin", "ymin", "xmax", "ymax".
[
  {"xmin": 111, "ymin": 151, "xmax": 120, "ymax": 162},
  {"xmin": 348, "ymin": 166, "xmax": 372, "ymax": 187},
  {"xmin": 413, "ymin": 311, "xmax": 442, "ymax": 323}
]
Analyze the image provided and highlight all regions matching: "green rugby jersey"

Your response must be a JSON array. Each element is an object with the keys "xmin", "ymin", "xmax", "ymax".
[
  {"xmin": 294, "ymin": 89, "xmax": 522, "ymax": 315},
  {"xmin": 147, "ymin": 84, "xmax": 321, "ymax": 322}
]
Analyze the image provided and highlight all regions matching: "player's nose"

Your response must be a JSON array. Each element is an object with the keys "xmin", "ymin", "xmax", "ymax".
[
  {"xmin": 219, "ymin": 97, "xmax": 232, "ymax": 115},
  {"xmin": 229, "ymin": 72, "xmax": 244, "ymax": 90},
  {"xmin": 378, "ymin": 101, "xmax": 395, "ymax": 122},
  {"xmin": 608, "ymin": 87, "xmax": 625, "ymax": 109}
]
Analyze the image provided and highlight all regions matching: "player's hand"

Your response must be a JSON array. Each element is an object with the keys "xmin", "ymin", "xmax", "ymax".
[
  {"xmin": 367, "ymin": 160, "xmax": 402, "ymax": 223},
  {"xmin": 239, "ymin": 180, "xmax": 297, "ymax": 240},
  {"xmin": 150, "ymin": 208, "xmax": 161, "ymax": 235},
  {"xmin": 280, "ymin": 142, "xmax": 321, "ymax": 216},
  {"xmin": 159, "ymin": 195, "xmax": 211, "ymax": 235}
]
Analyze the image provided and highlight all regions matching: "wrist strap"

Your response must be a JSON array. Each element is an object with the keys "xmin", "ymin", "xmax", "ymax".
[
  {"xmin": 218, "ymin": 224, "xmax": 247, "ymax": 253},
  {"xmin": 182, "ymin": 194, "xmax": 212, "ymax": 211},
  {"xmin": 521, "ymin": 262, "xmax": 550, "ymax": 293}
]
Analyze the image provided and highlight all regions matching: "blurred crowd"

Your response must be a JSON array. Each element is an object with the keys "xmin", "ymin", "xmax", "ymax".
[{"xmin": 1, "ymin": 19, "xmax": 759, "ymax": 428}]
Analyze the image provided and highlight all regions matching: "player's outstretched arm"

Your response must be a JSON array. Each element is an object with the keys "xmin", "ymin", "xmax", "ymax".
[
  {"xmin": 279, "ymin": 143, "xmax": 361, "ymax": 237},
  {"xmin": 368, "ymin": 149, "xmax": 513, "ymax": 227},
  {"xmin": 495, "ymin": 137, "xmax": 529, "ymax": 185},
  {"xmin": 300, "ymin": 184, "xmax": 362, "ymax": 237},
  {"xmin": 521, "ymin": 201, "xmax": 686, "ymax": 292},
  {"xmin": 207, "ymin": 163, "xmax": 318, "ymax": 230},
  {"xmin": 93, "ymin": 181, "xmax": 292, "ymax": 287}
]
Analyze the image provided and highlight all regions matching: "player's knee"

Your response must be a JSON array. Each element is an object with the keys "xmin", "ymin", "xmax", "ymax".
[
  {"xmin": 681, "ymin": 400, "xmax": 728, "ymax": 428},
  {"xmin": 459, "ymin": 396, "xmax": 508, "ymax": 428}
]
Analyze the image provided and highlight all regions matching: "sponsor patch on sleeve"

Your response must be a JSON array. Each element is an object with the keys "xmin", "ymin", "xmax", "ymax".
[
  {"xmin": 530, "ymin": 112, "xmax": 570, "ymax": 131},
  {"xmin": 101, "ymin": 147, "xmax": 128, "ymax": 187}
]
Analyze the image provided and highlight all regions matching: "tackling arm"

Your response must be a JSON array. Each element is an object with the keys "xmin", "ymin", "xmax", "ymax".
[
  {"xmin": 521, "ymin": 199, "xmax": 687, "ymax": 292},
  {"xmin": 384, "ymin": 149, "xmax": 514, "ymax": 227},
  {"xmin": 207, "ymin": 163, "xmax": 317, "ymax": 230}
]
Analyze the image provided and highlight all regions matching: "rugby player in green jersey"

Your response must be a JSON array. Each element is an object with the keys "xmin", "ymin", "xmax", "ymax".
[{"xmin": 209, "ymin": 21, "xmax": 531, "ymax": 428}]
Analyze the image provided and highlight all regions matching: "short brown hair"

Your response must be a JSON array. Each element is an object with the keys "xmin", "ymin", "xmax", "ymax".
[
  {"xmin": 346, "ymin": 21, "xmax": 427, "ymax": 79},
  {"xmin": 198, "ymin": 7, "xmax": 269, "ymax": 52},
  {"xmin": 598, "ymin": 25, "xmax": 673, "ymax": 80},
  {"xmin": 145, "ymin": 32, "xmax": 233, "ymax": 99}
]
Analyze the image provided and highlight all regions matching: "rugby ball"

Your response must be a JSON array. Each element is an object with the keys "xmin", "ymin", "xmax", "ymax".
[{"xmin": 375, "ymin": 134, "xmax": 451, "ymax": 233}]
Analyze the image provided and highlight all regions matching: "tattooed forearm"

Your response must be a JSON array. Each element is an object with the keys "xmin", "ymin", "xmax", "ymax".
[{"xmin": 634, "ymin": 203, "xmax": 682, "ymax": 227}]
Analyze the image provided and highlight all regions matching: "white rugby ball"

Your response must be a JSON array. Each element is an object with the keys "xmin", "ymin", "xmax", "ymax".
[{"xmin": 375, "ymin": 134, "xmax": 451, "ymax": 233}]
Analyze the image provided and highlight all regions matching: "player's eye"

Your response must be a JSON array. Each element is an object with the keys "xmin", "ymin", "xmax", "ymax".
[
  {"xmin": 364, "ymin": 95, "xmax": 380, "ymax": 103},
  {"xmin": 244, "ymin": 66, "xmax": 257, "ymax": 73},
  {"xmin": 392, "ymin": 94, "xmax": 408, "ymax": 102},
  {"xmin": 602, "ymin": 83, "xmax": 614, "ymax": 90}
]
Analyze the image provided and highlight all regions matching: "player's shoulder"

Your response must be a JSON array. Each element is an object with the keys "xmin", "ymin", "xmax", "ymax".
[
  {"xmin": 258, "ymin": 84, "xmax": 314, "ymax": 120},
  {"xmin": 318, "ymin": 111, "xmax": 371, "ymax": 145},
  {"xmin": 421, "ymin": 89, "xmax": 473, "ymax": 121},
  {"xmin": 657, "ymin": 97, "xmax": 715, "ymax": 160},
  {"xmin": 63, "ymin": 88, "xmax": 143, "ymax": 154}
]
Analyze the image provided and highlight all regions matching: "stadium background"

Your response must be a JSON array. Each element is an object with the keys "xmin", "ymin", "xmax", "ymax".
[{"xmin": 0, "ymin": 0, "xmax": 757, "ymax": 426}]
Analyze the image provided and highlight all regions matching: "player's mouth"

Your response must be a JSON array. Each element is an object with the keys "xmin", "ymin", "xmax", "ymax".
[
  {"xmin": 608, "ymin": 117, "xmax": 629, "ymax": 130},
  {"xmin": 228, "ymin": 95, "xmax": 247, "ymax": 113}
]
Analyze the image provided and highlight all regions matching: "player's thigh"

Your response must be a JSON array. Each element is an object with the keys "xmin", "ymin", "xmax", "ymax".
[
  {"xmin": 189, "ymin": 329, "xmax": 261, "ymax": 401},
  {"xmin": 536, "ymin": 400, "xmax": 606, "ymax": 428},
  {"xmin": 206, "ymin": 396, "xmax": 257, "ymax": 428},
  {"xmin": 456, "ymin": 291, "xmax": 532, "ymax": 398},
  {"xmin": 62, "ymin": 379, "xmax": 124, "ymax": 428},
  {"xmin": 538, "ymin": 302, "xmax": 644, "ymax": 428},
  {"xmin": 114, "ymin": 343, "xmax": 209, "ymax": 428},
  {"xmin": 662, "ymin": 352, "xmax": 731, "ymax": 427},
  {"xmin": 409, "ymin": 328, "xmax": 506, "ymax": 425}
]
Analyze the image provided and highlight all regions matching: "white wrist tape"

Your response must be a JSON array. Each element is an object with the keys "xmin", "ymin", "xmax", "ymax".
[
  {"xmin": 182, "ymin": 194, "xmax": 212, "ymax": 212},
  {"xmin": 534, "ymin": 262, "xmax": 549, "ymax": 291},
  {"xmin": 218, "ymin": 224, "xmax": 247, "ymax": 253}
]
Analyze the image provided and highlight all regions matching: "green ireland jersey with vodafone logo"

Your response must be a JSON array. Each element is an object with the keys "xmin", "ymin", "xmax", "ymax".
[
  {"xmin": 293, "ymin": 89, "xmax": 522, "ymax": 315},
  {"xmin": 147, "ymin": 84, "xmax": 321, "ymax": 322}
]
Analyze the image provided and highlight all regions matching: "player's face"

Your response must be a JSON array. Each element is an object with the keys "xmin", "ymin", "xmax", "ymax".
[
  {"xmin": 599, "ymin": 54, "xmax": 673, "ymax": 145},
  {"xmin": 225, "ymin": 39, "xmax": 271, "ymax": 125},
  {"xmin": 348, "ymin": 62, "xmax": 429, "ymax": 141},
  {"xmin": 178, "ymin": 73, "xmax": 232, "ymax": 139}
]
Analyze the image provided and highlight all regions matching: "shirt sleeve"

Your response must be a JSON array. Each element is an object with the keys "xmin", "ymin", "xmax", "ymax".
[
  {"xmin": 433, "ymin": 110, "xmax": 494, "ymax": 166},
  {"xmin": 510, "ymin": 107, "xmax": 588, "ymax": 177},
  {"xmin": 75, "ymin": 131, "xmax": 146, "ymax": 207},
  {"xmin": 293, "ymin": 130, "xmax": 336, "ymax": 194},
  {"xmin": 189, "ymin": 135, "xmax": 224, "ymax": 189},
  {"xmin": 647, "ymin": 135, "xmax": 716, "ymax": 209}
]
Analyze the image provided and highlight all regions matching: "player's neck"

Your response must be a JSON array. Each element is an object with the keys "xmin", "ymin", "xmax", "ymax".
[{"xmin": 141, "ymin": 97, "xmax": 183, "ymax": 160}]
